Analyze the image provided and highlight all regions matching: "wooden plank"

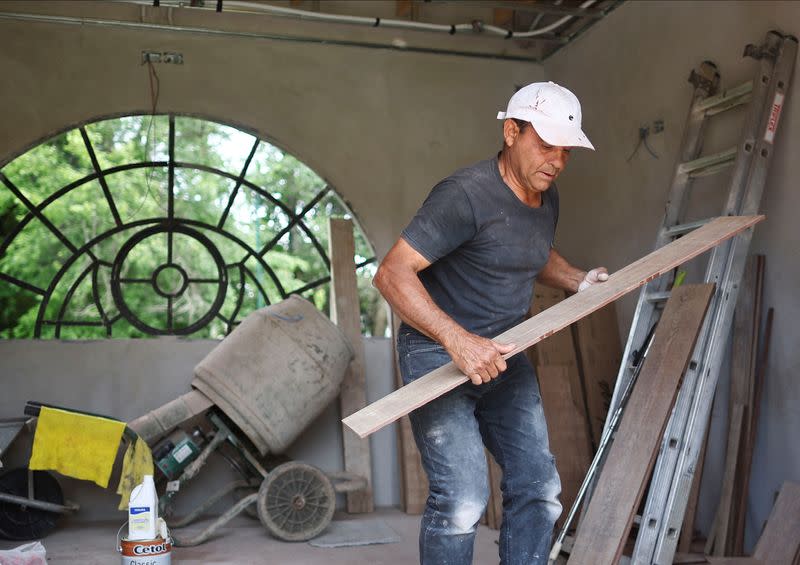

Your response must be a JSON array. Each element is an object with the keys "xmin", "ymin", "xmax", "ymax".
[
  {"xmin": 329, "ymin": 218, "xmax": 373, "ymax": 513},
  {"xmin": 528, "ymin": 286, "xmax": 593, "ymax": 529},
  {"xmin": 733, "ymin": 255, "xmax": 765, "ymax": 554},
  {"xmin": 343, "ymin": 216, "xmax": 763, "ymax": 438},
  {"xmin": 573, "ymin": 302, "xmax": 623, "ymax": 447},
  {"xmin": 537, "ymin": 365, "xmax": 592, "ymax": 529},
  {"xmin": 493, "ymin": 7, "xmax": 514, "ymax": 27},
  {"xmin": 753, "ymin": 482, "xmax": 800, "ymax": 564},
  {"xmin": 486, "ymin": 449, "xmax": 503, "ymax": 530},
  {"xmin": 391, "ymin": 313, "xmax": 428, "ymax": 514},
  {"xmin": 678, "ymin": 410, "xmax": 712, "ymax": 553},
  {"xmin": 527, "ymin": 286, "xmax": 591, "ymax": 529},
  {"xmin": 710, "ymin": 403, "xmax": 745, "ymax": 555},
  {"xmin": 567, "ymin": 284, "xmax": 715, "ymax": 565}
]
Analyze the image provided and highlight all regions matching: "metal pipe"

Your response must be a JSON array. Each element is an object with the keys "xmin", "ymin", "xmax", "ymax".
[
  {"xmin": 167, "ymin": 479, "xmax": 256, "ymax": 528},
  {"xmin": 0, "ymin": 492, "xmax": 79, "ymax": 514},
  {"xmin": 114, "ymin": 0, "xmax": 598, "ymax": 38},
  {"xmin": 170, "ymin": 492, "xmax": 258, "ymax": 547},
  {"xmin": 0, "ymin": 12, "xmax": 541, "ymax": 62}
]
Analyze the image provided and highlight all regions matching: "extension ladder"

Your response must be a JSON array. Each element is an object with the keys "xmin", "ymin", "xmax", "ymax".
[{"xmin": 597, "ymin": 30, "xmax": 797, "ymax": 565}]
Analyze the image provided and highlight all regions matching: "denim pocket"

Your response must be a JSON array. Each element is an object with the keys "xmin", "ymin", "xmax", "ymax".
[{"xmin": 398, "ymin": 332, "xmax": 450, "ymax": 385}]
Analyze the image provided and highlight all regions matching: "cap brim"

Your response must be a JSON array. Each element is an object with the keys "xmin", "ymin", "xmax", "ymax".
[{"xmin": 531, "ymin": 119, "xmax": 594, "ymax": 150}]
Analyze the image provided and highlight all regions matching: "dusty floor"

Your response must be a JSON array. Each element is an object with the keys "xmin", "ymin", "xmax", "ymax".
[{"xmin": 0, "ymin": 508, "xmax": 505, "ymax": 564}]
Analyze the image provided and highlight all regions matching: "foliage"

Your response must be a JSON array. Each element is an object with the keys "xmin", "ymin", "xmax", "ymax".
[{"xmin": 0, "ymin": 115, "xmax": 383, "ymax": 339}]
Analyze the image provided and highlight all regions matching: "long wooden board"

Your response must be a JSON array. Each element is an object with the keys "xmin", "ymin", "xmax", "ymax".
[
  {"xmin": 391, "ymin": 313, "xmax": 428, "ymax": 514},
  {"xmin": 573, "ymin": 302, "xmax": 623, "ymax": 447},
  {"xmin": 329, "ymin": 218, "xmax": 373, "ymax": 513},
  {"xmin": 567, "ymin": 284, "xmax": 715, "ymax": 565},
  {"xmin": 753, "ymin": 481, "xmax": 800, "ymax": 564},
  {"xmin": 343, "ymin": 216, "xmax": 763, "ymax": 438},
  {"xmin": 528, "ymin": 286, "xmax": 593, "ymax": 530}
]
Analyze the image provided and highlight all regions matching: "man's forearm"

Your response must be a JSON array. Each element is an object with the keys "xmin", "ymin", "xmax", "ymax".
[
  {"xmin": 373, "ymin": 262, "xmax": 465, "ymax": 348},
  {"xmin": 536, "ymin": 248, "xmax": 586, "ymax": 292}
]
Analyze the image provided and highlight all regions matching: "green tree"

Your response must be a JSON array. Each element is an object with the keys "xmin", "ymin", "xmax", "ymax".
[{"xmin": 0, "ymin": 115, "xmax": 382, "ymax": 339}]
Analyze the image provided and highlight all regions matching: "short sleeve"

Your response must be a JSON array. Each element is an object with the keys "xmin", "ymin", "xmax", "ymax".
[{"xmin": 401, "ymin": 180, "xmax": 476, "ymax": 263}]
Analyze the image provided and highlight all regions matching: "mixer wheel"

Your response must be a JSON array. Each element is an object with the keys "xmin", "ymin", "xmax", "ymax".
[
  {"xmin": 257, "ymin": 462, "xmax": 334, "ymax": 541},
  {"xmin": 0, "ymin": 468, "xmax": 63, "ymax": 540}
]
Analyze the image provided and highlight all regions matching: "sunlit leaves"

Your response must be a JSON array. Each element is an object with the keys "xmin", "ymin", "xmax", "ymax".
[{"xmin": 0, "ymin": 115, "xmax": 381, "ymax": 339}]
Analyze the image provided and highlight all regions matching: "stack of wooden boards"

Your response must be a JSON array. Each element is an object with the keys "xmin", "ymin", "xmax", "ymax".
[
  {"xmin": 392, "ymin": 287, "xmax": 623, "ymax": 529},
  {"xmin": 700, "ymin": 255, "xmax": 773, "ymax": 557},
  {"xmin": 675, "ymin": 481, "xmax": 800, "ymax": 565}
]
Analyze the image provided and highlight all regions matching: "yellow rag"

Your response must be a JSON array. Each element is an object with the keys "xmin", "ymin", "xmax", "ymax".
[
  {"xmin": 29, "ymin": 406, "xmax": 125, "ymax": 488},
  {"xmin": 116, "ymin": 436, "xmax": 154, "ymax": 510}
]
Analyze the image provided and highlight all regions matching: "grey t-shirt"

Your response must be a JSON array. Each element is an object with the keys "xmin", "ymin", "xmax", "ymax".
[{"xmin": 401, "ymin": 156, "xmax": 558, "ymax": 338}]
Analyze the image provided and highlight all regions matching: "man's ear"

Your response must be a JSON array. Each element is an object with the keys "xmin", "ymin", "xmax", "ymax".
[{"xmin": 503, "ymin": 119, "xmax": 520, "ymax": 147}]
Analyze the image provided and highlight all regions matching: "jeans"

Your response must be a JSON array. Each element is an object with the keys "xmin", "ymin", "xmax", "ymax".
[{"xmin": 398, "ymin": 329, "xmax": 562, "ymax": 565}]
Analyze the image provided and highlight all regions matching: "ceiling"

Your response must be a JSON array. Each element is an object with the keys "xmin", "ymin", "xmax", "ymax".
[{"xmin": 178, "ymin": 0, "xmax": 624, "ymax": 61}]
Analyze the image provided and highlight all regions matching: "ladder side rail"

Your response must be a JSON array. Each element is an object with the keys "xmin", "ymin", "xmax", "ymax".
[
  {"xmin": 649, "ymin": 229, "xmax": 753, "ymax": 564},
  {"xmin": 722, "ymin": 31, "xmax": 785, "ymax": 216},
  {"xmin": 649, "ymin": 35, "xmax": 797, "ymax": 565},
  {"xmin": 630, "ymin": 238, "xmax": 735, "ymax": 564},
  {"xmin": 633, "ymin": 32, "xmax": 797, "ymax": 565},
  {"xmin": 600, "ymin": 65, "xmax": 720, "ymax": 442},
  {"xmin": 634, "ymin": 41, "xmax": 780, "ymax": 561}
]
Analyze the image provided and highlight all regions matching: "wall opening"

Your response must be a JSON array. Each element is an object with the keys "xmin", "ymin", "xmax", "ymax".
[{"xmin": 0, "ymin": 114, "xmax": 383, "ymax": 339}]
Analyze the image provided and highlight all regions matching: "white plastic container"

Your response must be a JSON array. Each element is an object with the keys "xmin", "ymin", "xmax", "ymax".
[{"xmin": 128, "ymin": 475, "xmax": 158, "ymax": 540}]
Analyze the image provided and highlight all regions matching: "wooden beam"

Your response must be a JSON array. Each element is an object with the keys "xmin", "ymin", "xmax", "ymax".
[
  {"xmin": 493, "ymin": 7, "xmax": 514, "ymax": 27},
  {"xmin": 485, "ymin": 449, "xmax": 503, "ymax": 530},
  {"xmin": 329, "ymin": 217, "xmax": 373, "ymax": 513},
  {"xmin": 732, "ymin": 255, "xmax": 765, "ymax": 554},
  {"xmin": 710, "ymin": 403, "xmax": 745, "ymax": 556},
  {"xmin": 567, "ymin": 284, "xmax": 715, "ymax": 564},
  {"xmin": 391, "ymin": 313, "xmax": 428, "ymax": 514},
  {"xmin": 528, "ymin": 286, "xmax": 592, "ymax": 529},
  {"xmin": 573, "ymin": 302, "xmax": 623, "ymax": 448},
  {"xmin": 343, "ymin": 215, "xmax": 764, "ymax": 438},
  {"xmin": 753, "ymin": 482, "xmax": 800, "ymax": 564}
]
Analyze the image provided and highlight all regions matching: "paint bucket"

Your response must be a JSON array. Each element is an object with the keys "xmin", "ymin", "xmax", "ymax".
[{"xmin": 118, "ymin": 536, "xmax": 172, "ymax": 564}]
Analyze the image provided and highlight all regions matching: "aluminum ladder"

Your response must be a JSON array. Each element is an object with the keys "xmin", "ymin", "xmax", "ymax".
[{"xmin": 595, "ymin": 30, "xmax": 797, "ymax": 565}]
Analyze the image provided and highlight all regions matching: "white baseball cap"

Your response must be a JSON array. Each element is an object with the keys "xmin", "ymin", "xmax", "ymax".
[{"xmin": 497, "ymin": 81, "xmax": 594, "ymax": 150}]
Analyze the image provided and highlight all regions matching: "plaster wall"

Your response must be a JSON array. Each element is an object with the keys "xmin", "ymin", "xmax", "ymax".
[
  {"xmin": 0, "ymin": 336, "xmax": 397, "ymax": 521},
  {"xmin": 0, "ymin": 0, "xmax": 540, "ymax": 522},
  {"xmin": 0, "ymin": 1, "xmax": 544, "ymax": 255},
  {"xmin": 544, "ymin": 0, "xmax": 800, "ymax": 550}
]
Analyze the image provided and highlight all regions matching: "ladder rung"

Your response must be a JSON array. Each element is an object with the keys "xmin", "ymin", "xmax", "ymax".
[
  {"xmin": 663, "ymin": 218, "xmax": 712, "ymax": 237},
  {"xmin": 646, "ymin": 290, "xmax": 671, "ymax": 303},
  {"xmin": 679, "ymin": 147, "xmax": 737, "ymax": 176},
  {"xmin": 695, "ymin": 80, "xmax": 753, "ymax": 114}
]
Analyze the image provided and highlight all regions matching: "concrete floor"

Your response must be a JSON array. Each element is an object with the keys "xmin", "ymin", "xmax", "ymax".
[{"xmin": 0, "ymin": 508, "xmax": 504, "ymax": 564}]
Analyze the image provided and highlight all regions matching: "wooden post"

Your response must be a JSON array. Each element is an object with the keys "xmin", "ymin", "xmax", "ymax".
[
  {"xmin": 392, "ymin": 313, "xmax": 428, "ymax": 514},
  {"xmin": 329, "ymin": 217, "xmax": 373, "ymax": 513}
]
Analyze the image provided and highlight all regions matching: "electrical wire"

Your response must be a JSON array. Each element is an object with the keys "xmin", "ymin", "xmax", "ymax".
[
  {"xmin": 114, "ymin": 0, "xmax": 598, "ymax": 39},
  {"xmin": 122, "ymin": 58, "xmax": 161, "ymax": 223}
]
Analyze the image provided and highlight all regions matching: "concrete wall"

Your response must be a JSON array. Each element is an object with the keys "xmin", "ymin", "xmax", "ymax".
[
  {"xmin": 544, "ymin": 0, "xmax": 800, "ymax": 550},
  {"xmin": 0, "ymin": 0, "xmax": 542, "ymax": 522},
  {"xmin": 0, "ymin": 1, "xmax": 544, "ymax": 255},
  {"xmin": 3, "ymin": 0, "xmax": 798, "ymax": 553},
  {"xmin": 0, "ymin": 336, "xmax": 397, "ymax": 521}
]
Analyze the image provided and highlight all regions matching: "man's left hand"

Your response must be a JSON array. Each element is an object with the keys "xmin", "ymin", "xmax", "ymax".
[{"xmin": 578, "ymin": 267, "xmax": 609, "ymax": 292}]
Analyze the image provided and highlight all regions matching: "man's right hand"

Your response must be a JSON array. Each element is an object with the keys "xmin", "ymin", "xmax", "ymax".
[{"xmin": 444, "ymin": 331, "xmax": 517, "ymax": 385}]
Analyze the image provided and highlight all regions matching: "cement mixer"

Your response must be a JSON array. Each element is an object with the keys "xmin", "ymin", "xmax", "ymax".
[{"xmin": 129, "ymin": 295, "xmax": 366, "ymax": 545}]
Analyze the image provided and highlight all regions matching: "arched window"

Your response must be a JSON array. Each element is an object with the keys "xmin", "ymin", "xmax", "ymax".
[{"xmin": 0, "ymin": 115, "xmax": 380, "ymax": 339}]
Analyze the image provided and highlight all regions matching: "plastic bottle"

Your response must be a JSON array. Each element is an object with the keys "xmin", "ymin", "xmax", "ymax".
[{"xmin": 128, "ymin": 475, "xmax": 158, "ymax": 540}]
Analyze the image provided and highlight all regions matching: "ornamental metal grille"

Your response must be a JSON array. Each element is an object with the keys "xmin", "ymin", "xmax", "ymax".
[{"xmin": 0, "ymin": 114, "xmax": 376, "ymax": 339}]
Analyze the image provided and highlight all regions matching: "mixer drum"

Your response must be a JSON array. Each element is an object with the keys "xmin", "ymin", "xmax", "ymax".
[{"xmin": 192, "ymin": 295, "xmax": 353, "ymax": 455}]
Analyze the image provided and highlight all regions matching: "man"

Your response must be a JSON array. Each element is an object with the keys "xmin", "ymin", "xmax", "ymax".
[{"xmin": 373, "ymin": 82, "xmax": 608, "ymax": 564}]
